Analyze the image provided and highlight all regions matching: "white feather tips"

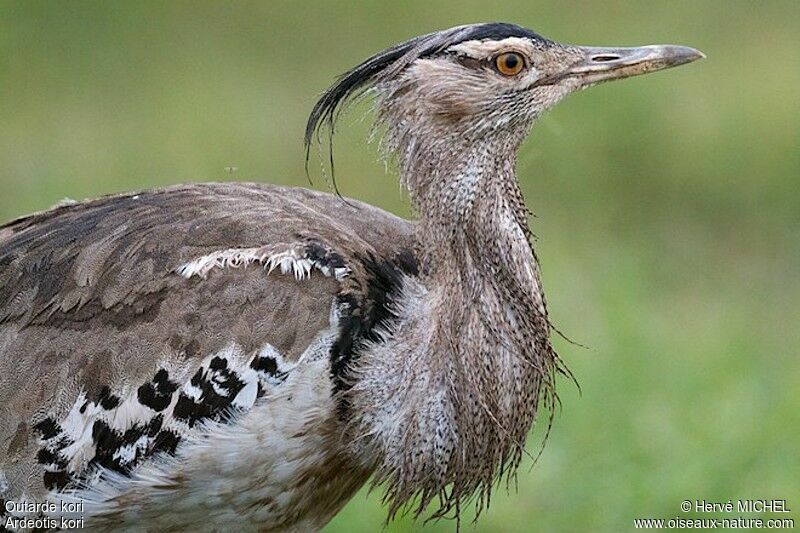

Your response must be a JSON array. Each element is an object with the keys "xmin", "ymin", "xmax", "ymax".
[{"xmin": 176, "ymin": 246, "xmax": 350, "ymax": 281}]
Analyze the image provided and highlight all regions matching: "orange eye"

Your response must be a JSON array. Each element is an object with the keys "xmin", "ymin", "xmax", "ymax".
[{"xmin": 494, "ymin": 52, "xmax": 525, "ymax": 76}]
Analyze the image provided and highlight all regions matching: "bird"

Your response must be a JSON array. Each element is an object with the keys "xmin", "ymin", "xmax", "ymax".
[{"xmin": 0, "ymin": 22, "xmax": 702, "ymax": 532}]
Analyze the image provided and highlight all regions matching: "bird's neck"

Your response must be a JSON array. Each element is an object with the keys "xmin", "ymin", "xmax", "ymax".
[
  {"xmin": 344, "ymin": 136, "xmax": 558, "ymax": 517},
  {"xmin": 405, "ymin": 137, "xmax": 552, "ymax": 399},
  {"xmin": 403, "ymin": 135, "xmax": 538, "ymax": 284}
]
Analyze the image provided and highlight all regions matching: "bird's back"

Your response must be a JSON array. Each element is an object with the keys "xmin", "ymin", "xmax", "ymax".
[{"xmin": 0, "ymin": 182, "xmax": 416, "ymax": 530}]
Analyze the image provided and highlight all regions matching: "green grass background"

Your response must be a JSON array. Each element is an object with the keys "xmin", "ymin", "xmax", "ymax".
[{"xmin": 1, "ymin": 1, "xmax": 798, "ymax": 531}]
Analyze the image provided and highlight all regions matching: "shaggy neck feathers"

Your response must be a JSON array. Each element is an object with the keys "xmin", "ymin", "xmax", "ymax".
[{"xmin": 345, "ymin": 113, "xmax": 560, "ymax": 520}]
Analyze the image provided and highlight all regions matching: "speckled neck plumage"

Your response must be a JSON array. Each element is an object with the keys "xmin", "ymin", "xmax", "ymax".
[{"xmin": 343, "ymin": 105, "xmax": 562, "ymax": 518}]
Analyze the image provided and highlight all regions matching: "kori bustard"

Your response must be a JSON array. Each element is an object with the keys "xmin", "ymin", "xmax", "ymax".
[{"xmin": 0, "ymin": 23, "xmax": 702, "ymax": 531}]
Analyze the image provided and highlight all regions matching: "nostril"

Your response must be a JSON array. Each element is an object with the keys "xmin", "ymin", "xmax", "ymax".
[{"xmin": 592, "ymin": 54, "xmax": 621, "ymax": 62}]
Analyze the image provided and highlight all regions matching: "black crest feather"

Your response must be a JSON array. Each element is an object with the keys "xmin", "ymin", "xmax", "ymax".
[{"xmin": 303, "ymin": 23, "xmax": 547, "ymax": 184}]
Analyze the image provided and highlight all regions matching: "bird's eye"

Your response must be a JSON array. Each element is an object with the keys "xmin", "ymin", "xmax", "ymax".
[{"xmin": 494, "ymin": 52, "xmax": 526, "ymax": 76}]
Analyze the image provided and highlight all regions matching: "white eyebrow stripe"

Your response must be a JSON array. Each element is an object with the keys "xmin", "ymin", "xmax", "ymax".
[{"xmin": 446, "ymin": 37, "xmax": 536, "ymax": 58}]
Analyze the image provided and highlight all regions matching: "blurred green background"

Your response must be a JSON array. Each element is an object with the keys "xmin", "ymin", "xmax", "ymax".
[{"xmin": 1, "ymin": 1, "xmax": 798, "ymax": 531}]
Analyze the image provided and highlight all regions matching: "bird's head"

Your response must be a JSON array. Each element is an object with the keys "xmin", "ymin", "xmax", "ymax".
[{"xmin": 306, "ymin": 22, "xmax": 703, "ymax": 192}]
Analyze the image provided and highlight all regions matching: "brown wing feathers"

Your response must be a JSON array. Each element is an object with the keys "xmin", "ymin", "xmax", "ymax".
[{"xmin": 0, "ymin": 182, "xmax": 414, "ymax": 501}]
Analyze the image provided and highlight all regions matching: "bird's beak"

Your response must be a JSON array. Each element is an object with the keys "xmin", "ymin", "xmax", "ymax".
[{"xmin": 537, "ymin": 44, "xmax": 705, "ymax": 88}]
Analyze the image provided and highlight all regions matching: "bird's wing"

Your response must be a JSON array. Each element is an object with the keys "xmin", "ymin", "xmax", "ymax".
[{"xmin": 0, "ymin": 182, "xmax": 416, "ymax": 504}]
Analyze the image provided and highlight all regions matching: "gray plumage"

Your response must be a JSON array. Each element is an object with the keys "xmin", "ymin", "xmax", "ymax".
[
  {"xmin": 0, "ymin": 22, "xmax": 702, "ymax": 531},
  {"xmin": 0, "ymin": 184, "xmax": 410, "ymax": 529}
]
